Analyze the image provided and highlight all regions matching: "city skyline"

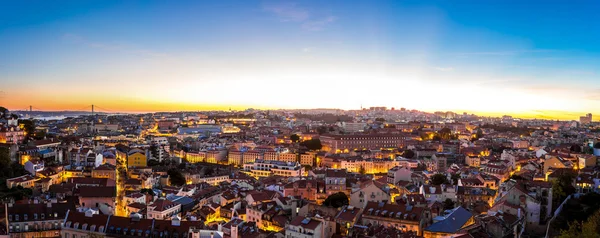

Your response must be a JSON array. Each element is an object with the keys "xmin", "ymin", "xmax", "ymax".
[{"xmin": 2, "ymin": 1, "xmax": 600, "ymax": 119}]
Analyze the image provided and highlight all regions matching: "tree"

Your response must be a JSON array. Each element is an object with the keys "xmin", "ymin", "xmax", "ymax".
[
  {"xmin": 451, "ymin": 173, "xmax": 461, "ymax": 185},
  {"xmin": 358, "ymin": 166, "xmax": 366, "ymax": 175},
  {"xmin": 403, "ymin": 150, "xmax": 415, "ymax": 159},
  {"xmin": 443, "ymin": 198, "xmax": 455, "ymax": 210},
  {"xmin": 323, "ymin": 192, "xmax": 349, "ymax": 208},
  {"xmin": 300, "ymin": 139, "xmax": 322, "ymax": 151},
  {"xmin": 559, "ymin": 209, "xmax": 600, "ymax": 238},
  {"xmin": 0, "ymin": 106, "xmax": 8, "ymax": 116},
  {"xmin": 552, "ymin": 171, "xmax": 577, "ymax": 204},
  {"xmin": 140, "ymin": 188, "xmax": 155, "ymax": 196},
  {"xmin": 476, "ymin": 128, "xmax": 484, "ymax": 139},
  {"xmin": 438, "ymin": 128, "xmax": 453, "ymax": 140},
  {"xmin": 167, "ymin": 168, "xmax": 186, "ymax": 186},
  {"xmin": 570, "ymin": 145, "xmax": 582, "ymax": 153},
  {"xmin": 316, "ymin": 126, "xmax": 328, "ymax": 135},
  {"xmin": 431, "ymin": 174, "xmax": 449, "ymax": 185},
  {"xmin": 147, "ymin": 159, "xmax": 160, "ymax": 167},
  {"xmin": 290, "ymin": 134, "xmax": 300, "ymax": 143},
  {"xmin": 0, "ymin": 146, "xmax": 10, "ymax": 168}
]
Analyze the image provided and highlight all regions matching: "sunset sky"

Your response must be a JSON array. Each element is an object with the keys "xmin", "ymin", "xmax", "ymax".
[{"xmin": 1, "ymin": 1, "xmax": 599, "ymax": 119}]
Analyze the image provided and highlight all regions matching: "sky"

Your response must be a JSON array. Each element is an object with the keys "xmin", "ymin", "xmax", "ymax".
[{"xmin": 1, "ymin": 0, "xmax": 600, "ymax": 119}]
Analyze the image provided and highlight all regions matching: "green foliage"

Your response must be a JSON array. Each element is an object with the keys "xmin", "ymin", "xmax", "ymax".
[
  {"xmin": 140, "ymin": 188, "xmax": 155, "ymax": 196},
  {"xmin": 443, "ymin": 198, "xmax": 455, "ymax": 210},
  {"xmin": 323, "ymin": 192, "xmax": 349, "ymax": 208},
  {"xmin": 300, "ymin": 139, "xmax": 322, "ymax": 151},
  {"xmin": 147, "ymin": 159, "xmax": 160, "ymax": 167},
  {"xmin": 552, "ymin": 171, "xmax": 577, "ymax": 203},
  {"xmin": 167, "ymin": 168, "xmax": 186, "ymax": 186},
  {"xmin": 316, "ymin": 126, "xmax": 328, "ymax": 135},
  {"xmin": 479, "ymin": 124, "xmax": 533, "ymax": 136},
  {"xmin": 290, "ymin": 134, "xmax": 300, "ymax": 143},
  {"xmin": 0, "ymin": 146, "xmax": 10, "ymax": 168},
  {"xmin": 431, "ymin": 174, "xmax": 449, "ymax": 185},
  {"xmin": 18, "ymin": 119, "xmax": 35, "ymax": 141},
  {"xmin": 558, "ymin": 209, "xmax": 600, "ymax": 238},
  {"xmin": 403, "ymin": 150, "xmax": 415, "ymax": 159},
  {"xmin": 358, "ymin": 165, "xmax": 366, "ymax": 175},
  {"xmin": 0, "ymin": 107, "xmax": 8, "ymax": 116},
  {"xmin": 450, "ymin": 173, "xmax": 461, "ymax": 185}
]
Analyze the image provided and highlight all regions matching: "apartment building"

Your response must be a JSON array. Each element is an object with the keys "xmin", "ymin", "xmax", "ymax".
[
  {"xmin": 242, "ymin": 159, "xmax": 303, "ymax": 178},
  {"xmin": 320, "ymin": 134, "xmax": 406, "ymax": 153}
]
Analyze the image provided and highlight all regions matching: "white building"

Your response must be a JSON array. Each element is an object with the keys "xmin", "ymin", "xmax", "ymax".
[
  {"xmin": 286, "ymin": 217, "xmax": 323, "ymax": 238},
  {"xmin": 350, "ymin": 180, "xmax": 391, "ymax": 209},
  {"xmin": 243, "ymin": 159, "xmax": 303, "ymax": 178},
  {"xmin": 419, "ymin": 184, "xmax": 457, "ymax": 203},
  {"xmin": 387, "ymin": 166, "xmax": 411, "ymax": 184},
  {"xmin": 24, "ymin": 158, "xmax": 44, "ymax": 175},
  {"xmin": 147, "ymin": 198, "xmax": 181, "ymax": 220}
]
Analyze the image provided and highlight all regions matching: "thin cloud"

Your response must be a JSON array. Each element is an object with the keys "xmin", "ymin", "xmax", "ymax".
[
  {"xmin": 433, "ymin": 67, "xmax": 454, "ymax": 72},
  {"xmin": 454, "ymin": 49, "xmax": 558, "ymax": 57},
  {"xmin": 263, "ymin": 2, "xmax": 336, "ymax": 31},
  {"xmin": 302, "ymin": 16, "xmax": 337, "ymax": 31},
  {"xmin": 263, "ymin": 2, "xmax": 309, "ymax": 22},
  {"xmin": 302, "ymin": 47, "xmax": 314, "ymax": 53},
  {"xmin": 62, "ymin": 33, "xmax": 174, "ymax": 60}
]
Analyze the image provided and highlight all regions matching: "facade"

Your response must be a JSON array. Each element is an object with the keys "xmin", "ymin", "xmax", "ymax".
[
  {"xmin": 127, "ymin": 149, "xmax": 147, "ymax": 168},
  {"xmin": 423, "ymin": 207, "xmax": 474, "ymax": 238},
  {"xmin": 91, "ymin": 164, "xmax": 117, "ymax": 181},
  {"xmin": 320, "ymin": 134, "xmax": 406, "ymax": 153},
  {"xmin": 147, "ymin": 198, "xmax": 182, "ymax": 220},
  {"xmin": 5, "ymin": 202, "xmax": 74, "ymax": 238},
  {"xmin": 361, "ymin": 202, "xmax": 428, "ymax": 236},
  {"xmin": 387, "ymin": 166, "xmax": 411, "ymax": 184},
  {"xmin": 350, "ymin": 180, "xmax": 391, "ymax": 209},
  {"xmin": 286, "ymin": 217, "xmax": 323, "ymax": 238},
  {"xmin": 243, "ymin": 159, "xmax": 303, "ymax": 178},
  {"xmin": 325, "ymin": 169, "xmax": 347, "ymax": 196}
]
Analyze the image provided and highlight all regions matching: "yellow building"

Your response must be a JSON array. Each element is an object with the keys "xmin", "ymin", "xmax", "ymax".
[{"xmin": 127, "ymin": 149, "xmax": 147, "ymax": 168}]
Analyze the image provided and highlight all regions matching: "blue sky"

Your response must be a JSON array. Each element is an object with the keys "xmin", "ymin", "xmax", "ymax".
[{"xmin": 1, "ymin": 1, "xmax": 599, "ymax": 118}]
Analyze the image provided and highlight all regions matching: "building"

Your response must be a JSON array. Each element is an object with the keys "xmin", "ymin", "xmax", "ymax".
[
  {"xmin": 340, "ymin": 122, "xmax": 367, "ymax": 133},
  {"xmin": 127, "ymin": 148, "xmax": 147, "ymax": 168},
  {"xmin": 350, "ymin": 180, "xmax": 391, "ymax": 209},
  {"xmin": 147, "ymin": 198, "xmax": 182, "ymax": 220},
  {"xmin": 580, "ymin": 113, "xmax": 592, "ymax": 124},
  {"xmin": 5, "ymin": 201, "xmax": 75, "ymax": 238},
  {"xmin": 320, "ymin": 134, "xmax": 406, "ymax": 153},
  {"xmin": 423, "ymin": 207, "xmax": 474, "ymax": 238},
  {"xmin": 6, "ymin": 174, "xmax": 37, "ymax": 189},
  {"xmin": 24, "ymin": 158, "xmax": 44, "ymax": 175},
  {"xmin": 91, "ymin": 163, "xmax": 117, "ymax": 181},
  {"xmin": 387, "ymin": 166, "xmax": 411, "ymax": 184},
  {"xmin": 61, "ymin": 210, "xmax": 221, "ymax": 238},
  {"xmin": 286, "ymin": 217, "xmax": 324, "ymax": 238},
  {"xmin": 283, "ymin": 179, "xmax": 322, "ymax": 202},
  {"xmin": 78, "ymin": 186, "xmax": 117, "ymax": 215},
  {"xmin": 325, "ymin": 169, "xmax": 347, "ymax": 196},
  {"xmin": 243, "ymin": 159, "xmax": 303, "ymax": 178},
  {"xmin": 361, "ymin": 201, "xmax": 428, "ymax": 236},
  {"xmin": 419, "ymin": 185, "xmax": 457, "ymax": 203}
]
